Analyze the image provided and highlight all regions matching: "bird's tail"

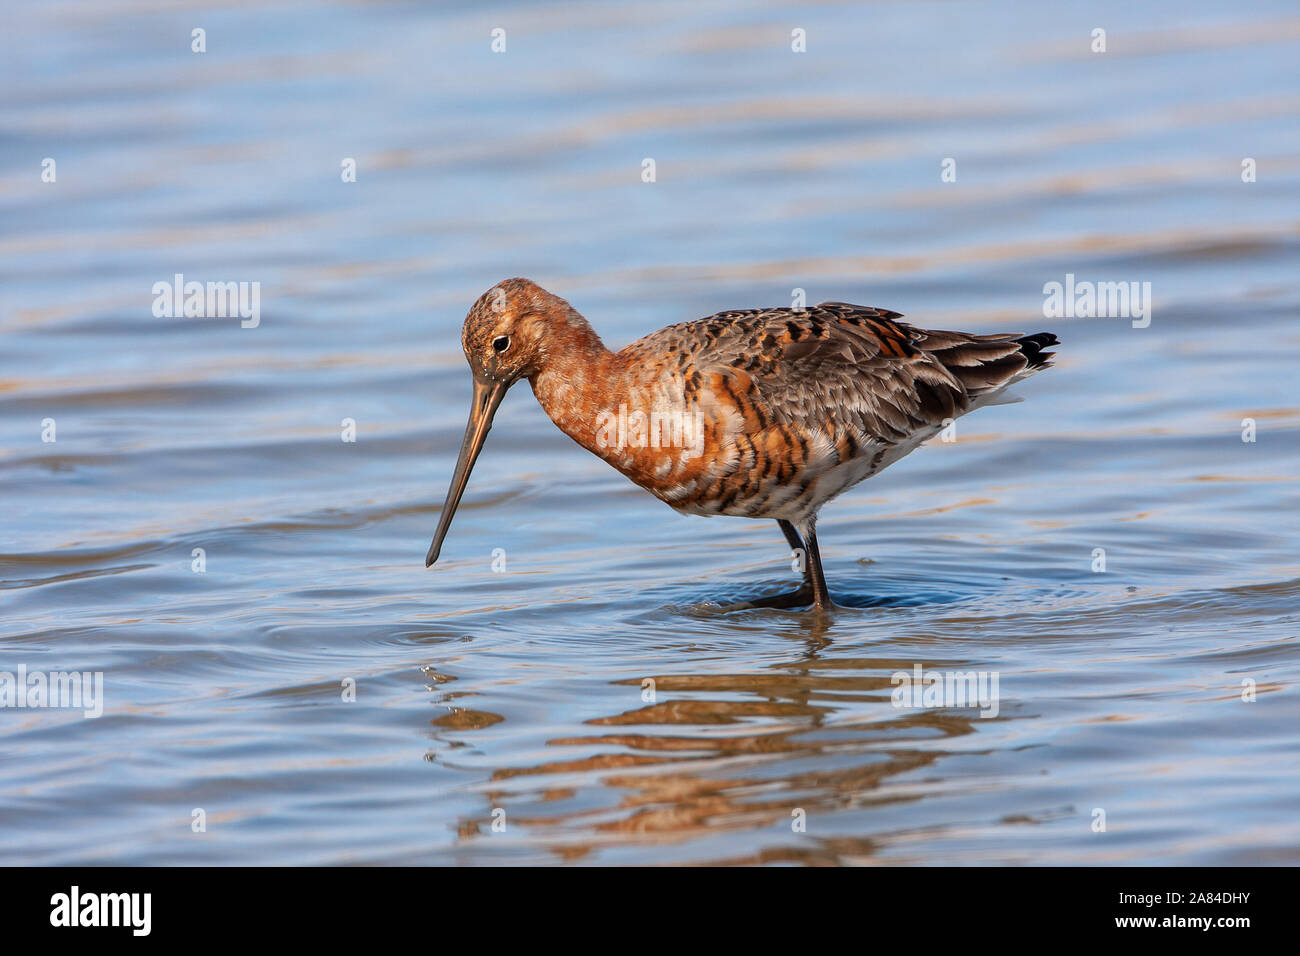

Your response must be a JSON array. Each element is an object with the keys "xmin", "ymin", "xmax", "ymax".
[
  {"xmin": 916, "ymin": 328, "xmax": 1060, "ymax": 402},
  {"xmin": 1015, "ymin": 332, "xmax": 1059, "ymax": 370}
]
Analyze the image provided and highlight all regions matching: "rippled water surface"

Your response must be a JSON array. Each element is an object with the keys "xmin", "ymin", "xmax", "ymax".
[{"xmin": 3, "ymin": 0, "xmax": 1299, "ymax": 865}]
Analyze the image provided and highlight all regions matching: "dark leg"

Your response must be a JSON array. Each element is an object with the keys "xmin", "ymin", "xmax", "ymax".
[
  {"xmin": 778, "ymin": 519, "xmax": 803, "ymax": 552},
  {"xmin": 714, "ymin": 520, "xmax": 815, "ymax": 611},
  {"xmin": 801, "ymin": 520, "xmax": 835, "ymax": 611}
]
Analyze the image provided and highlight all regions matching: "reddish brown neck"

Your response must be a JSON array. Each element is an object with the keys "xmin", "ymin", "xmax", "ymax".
[{"xmin": 527, "ymin": 315, "xmax": 625, "ymax": 453}]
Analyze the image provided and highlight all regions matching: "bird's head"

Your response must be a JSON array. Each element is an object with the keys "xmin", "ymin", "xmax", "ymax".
[{"xmin": 425, "ymin": 278, "xmax": 576, "ymax": 567}]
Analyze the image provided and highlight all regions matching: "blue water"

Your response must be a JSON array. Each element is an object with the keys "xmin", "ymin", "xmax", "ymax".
[{"xmin": 2, "ymin": 0, "xmax": 1298, "ymax": 864}]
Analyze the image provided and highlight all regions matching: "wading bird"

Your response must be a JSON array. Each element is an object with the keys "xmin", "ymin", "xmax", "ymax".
[{"xmin": 426, "ymin": 278, "xmax": 1057, "ymax": 611}]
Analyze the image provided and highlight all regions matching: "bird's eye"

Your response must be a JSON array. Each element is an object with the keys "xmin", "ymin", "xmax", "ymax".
[{"xmin": 492, "ymin": 335, "xmax": 510, "ymax": 353}]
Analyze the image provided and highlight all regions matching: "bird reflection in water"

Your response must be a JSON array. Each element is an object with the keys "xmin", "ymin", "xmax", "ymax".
[{"xmin": 423, "ymin": 616, "xmax": 1001, "ymax": 863}]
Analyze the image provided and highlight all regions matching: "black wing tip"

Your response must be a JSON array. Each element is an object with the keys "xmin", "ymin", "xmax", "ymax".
[{"xmin": 1016, "ymin": 332, "xmax": 1060, "ymax": 369}]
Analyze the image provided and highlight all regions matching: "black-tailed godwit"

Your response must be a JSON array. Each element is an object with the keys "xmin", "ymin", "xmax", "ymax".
[{"xmin": 426, "ymin": 278, "xmax": 1057, "ymax": 611}]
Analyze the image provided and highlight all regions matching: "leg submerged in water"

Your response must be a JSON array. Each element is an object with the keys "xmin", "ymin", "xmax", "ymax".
[{"xmin": 716, "ymin": 517, "xmax": 836, "ymax": 612}]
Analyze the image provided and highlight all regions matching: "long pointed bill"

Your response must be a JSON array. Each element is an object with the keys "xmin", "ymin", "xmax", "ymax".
[{"xmin": 425, "ymin": 375, "xmax": 509, "ymax": 567}]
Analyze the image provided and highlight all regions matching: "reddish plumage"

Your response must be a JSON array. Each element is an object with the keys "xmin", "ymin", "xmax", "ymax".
[{"xmin": 427, "ymin": 278, "xmax": 1058, "ymax": 611}]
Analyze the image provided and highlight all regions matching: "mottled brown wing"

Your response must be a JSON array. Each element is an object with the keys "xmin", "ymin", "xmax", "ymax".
[
  {"xmin": 691, "ymin": 303, "xmax": 1040, "ymax": 441},
  {"xmin": 625, "ymin": 302, "xmax": 1055, "ymax": 443}
]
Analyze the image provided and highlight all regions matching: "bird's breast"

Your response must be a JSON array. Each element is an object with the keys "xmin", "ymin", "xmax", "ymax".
[{"xmin": 533, "ymin": 358, "xmax": 887, "ymax": 521}]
